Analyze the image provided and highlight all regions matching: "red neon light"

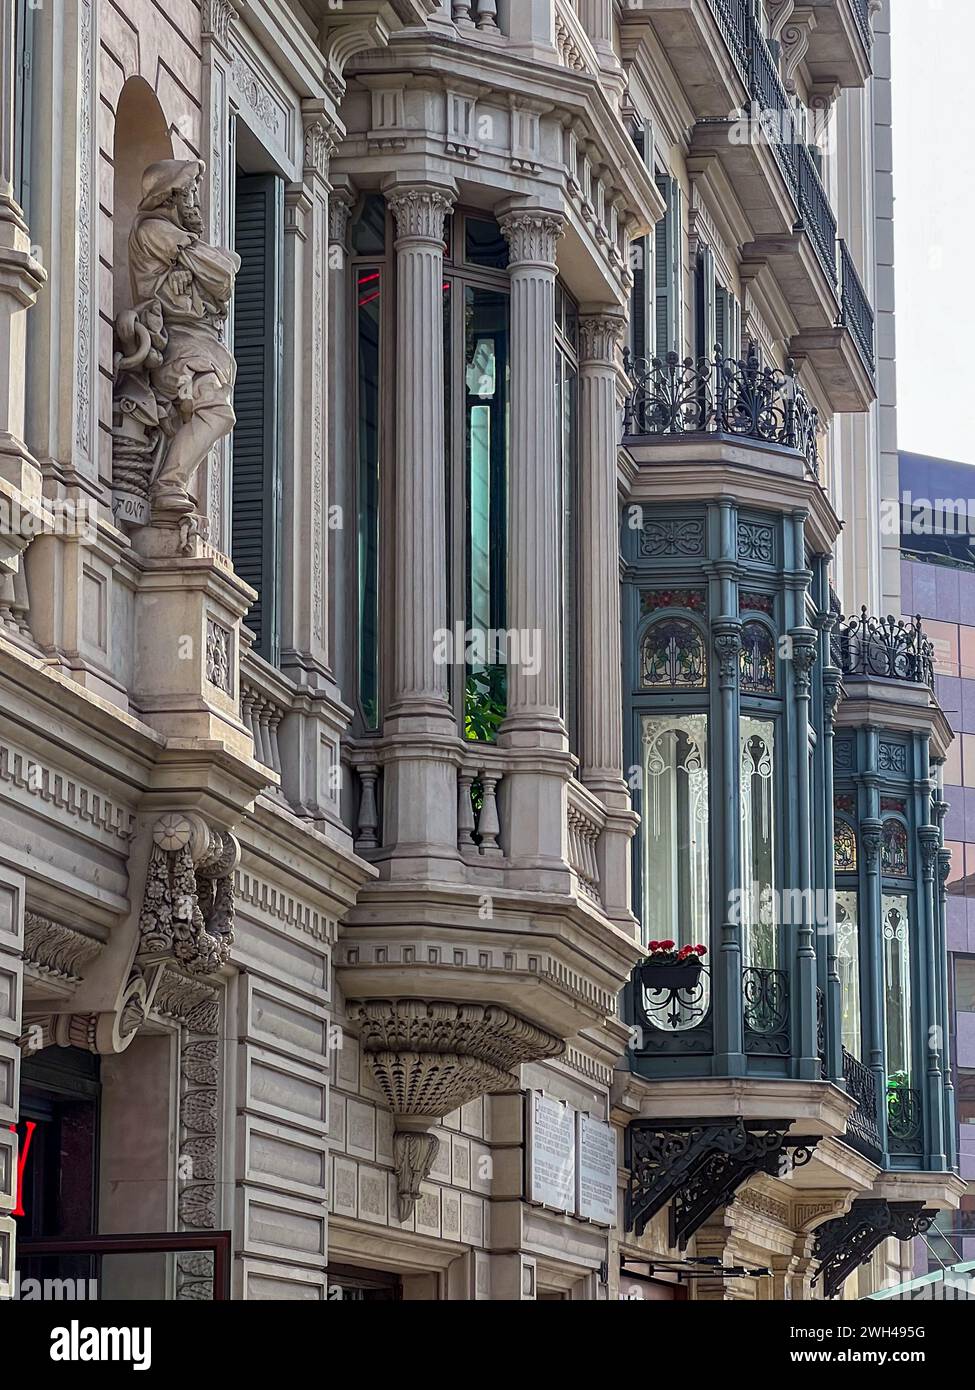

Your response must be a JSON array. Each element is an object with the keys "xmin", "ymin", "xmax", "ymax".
[{"xmin": 9, "ymin": 1120, "xmax": 36, "ymax": 1218}]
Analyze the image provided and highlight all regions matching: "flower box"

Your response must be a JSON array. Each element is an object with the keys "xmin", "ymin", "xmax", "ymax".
[{"xmin": 639, "ymin": 958, "xmax": 704, "ymax": 993}]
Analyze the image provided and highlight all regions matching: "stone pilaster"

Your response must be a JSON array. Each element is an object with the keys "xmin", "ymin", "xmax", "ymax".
[
  {"xmin": 281, "ymin": 105, "xmax": 339, "ymax": 685},
  {"xmin": 380, "ymin": 177, "xmax": 460, "ymax": 873},
  {"xmin": 577, "ymin": 309, "xmax": 637, "ymax": 932},
  {"xmin": 199, "ymin": 0, "xmax": 237, "ymax": 551}
]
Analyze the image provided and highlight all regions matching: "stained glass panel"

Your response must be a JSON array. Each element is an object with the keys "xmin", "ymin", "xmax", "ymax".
[{"xmin": 641, "ymin": 618, "xmax": 708, "ymax": 689}]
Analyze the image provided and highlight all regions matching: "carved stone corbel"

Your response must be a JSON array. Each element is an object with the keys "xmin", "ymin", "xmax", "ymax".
[
  {"xmin": 137, "ymin": 813, "xmax": 241, "ymax": 975},
  {"xmin": 350, "ymin": 1000, "xmax": 564, "ymax": 1219},
  {"xmin": 21, "ymin": 961, "xmax": 167, "ymax": 1057}
]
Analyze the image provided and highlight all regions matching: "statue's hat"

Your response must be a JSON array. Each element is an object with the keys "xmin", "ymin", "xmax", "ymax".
[{"xmin": 139, "ymin": 159, "xmax": 206, "ymax": 212}]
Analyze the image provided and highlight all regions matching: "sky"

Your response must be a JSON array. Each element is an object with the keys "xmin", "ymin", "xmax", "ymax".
[{"xmin": 891, "ymin": 0, "xmax": 975, "ymax": 465}]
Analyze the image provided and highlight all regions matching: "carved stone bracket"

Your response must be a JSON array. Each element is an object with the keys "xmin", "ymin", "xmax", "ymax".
[
  {"xmin": 626, "ymin": 1118, "xmax": 820, "ymax": 1249},
  {"xmin": 350, "ymin": 999, "xmax": 564, "ymax": 1219},
  {"xmin": 137, "ymin": 813, "xmax": 241, "ymax": 975},
  {"xmin": 812, "ymin": 1199, "xmax": 936, "ymax": 1299},
  {"xmin": 22, "ymin": 961, "xmax": 167, "ymax": 1057}
]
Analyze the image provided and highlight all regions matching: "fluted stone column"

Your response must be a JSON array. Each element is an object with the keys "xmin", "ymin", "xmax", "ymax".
[
  {"xmin": 327, "ymin": 179, "xmax": 356, "ymax": 700},
  {"xmin": 497, "ymin": 204, "xmax": 571, "ymax": 887},
  {"xmin": 386, "ymin": 179, "xmax": 455, "ymax": 726},
  {"xmin": 499, "ymin": 205, "xmax": 566, "ymax": 744},
  {"xmin": 382, "ymin": 177, "xmax": 459, "ymax": 872},
  {"xmin": 578, "ymin": 310, "xmax": 637, "ymax": 932}
]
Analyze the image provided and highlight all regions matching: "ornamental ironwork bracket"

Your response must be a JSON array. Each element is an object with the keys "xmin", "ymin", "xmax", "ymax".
[
  {"xmin": 625, "ymin": 1117, "xmax": 819, "ymax": 1249},
  {"xmin": 812, "ymin": 1200, "xmax": 936, "ymax": 1300}
]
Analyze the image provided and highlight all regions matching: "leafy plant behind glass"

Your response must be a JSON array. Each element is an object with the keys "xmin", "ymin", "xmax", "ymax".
[{"xmin": 465, "ymin": 664, "xmax": 507, "ymax": 743}]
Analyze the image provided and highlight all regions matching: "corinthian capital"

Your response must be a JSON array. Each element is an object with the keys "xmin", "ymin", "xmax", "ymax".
[
  {"xmin": 578, "ymin": 312, "xmax": 626, "ymax": 365},
  {"xmin": 302, "ymin": 114, "xmax": 340, "ymax": 181},
  {"xmin": 498, "ymin": 207, "xmax": 566, "ymax": 270},
  {"xmin": 385, "ymin": 182, "xmax": 456, "ymax": 244},
  {"xmin": 201, "ymin": 0, "xmax": 235, "ymax": 46}
]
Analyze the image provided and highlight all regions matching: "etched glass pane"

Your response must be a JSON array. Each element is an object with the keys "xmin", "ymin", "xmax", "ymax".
[
  {"xmin": 836, "ymin": 890, "xmax": 862, "ymax": 1058},
  {"xmin": 882, "ymin": 894, "xmax": 912, "ymax": 1084},
  {"xmin": 740, "ymin": 717, "xmax": 776, "ymax": 969},
  {"xmin": 641, "ymin": 714, "xmax": 711, "ymax": 1032}
]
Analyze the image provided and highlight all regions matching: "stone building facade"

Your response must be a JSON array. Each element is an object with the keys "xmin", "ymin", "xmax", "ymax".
[{"xmin": 0, "ymin": 0, "xmax": 961, "ymax": 1302}]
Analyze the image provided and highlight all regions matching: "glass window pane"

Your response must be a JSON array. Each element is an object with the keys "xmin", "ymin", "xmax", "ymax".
[
  {"xmin": 356, "ymin": 268, "xmax": 382, "ymax": 729},
  {"xmin": 463, "ymin": 285, "xmax": 509, "ymax": 742},
  {"xmin": 351, "ymin": 195, "xmax": 386, "ymax": 255},
  {"xmin": 882, "ymin": 893, "xmax": 912, "ymax": 1084},
  {"xmin": 956, "ymin": 958, "xmax": 975, "ymax": 1013},
  {"xmin": 464, "ymin": 216, "xmax": 508, "ymax": 269},
  {"xmin": 740, "ymin": 717, "xmax": 776, "ymax": 969},
  {"xmin": 836, "ymin": 890, "xmax": 862, "ymax": 1057},
  {"xmin": 642, "ymin": 714, "xmax": 710, "ymax": 945}
]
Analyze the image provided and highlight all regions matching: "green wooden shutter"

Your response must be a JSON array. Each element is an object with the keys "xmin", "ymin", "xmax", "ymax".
[
  {"xmin": 629, "ymin": 125, "xmax": 649, "ymax": 361},
  {"xmin": 697, "ymin": 247, "xmax": 716, "ymax": 359},
  {"xmin": 715, "ymin": 285, "xmax": 727, "ymax": 358},
  {"xmin": 654, "ymin": 175, "xmax": 682, "ymax": 356},
  {"xmin": 232, "ymin": 173, "xmax": 284, "ymax": 664},
  {"xmin": 13, "ymin": 0, "xmax": 33, "ymax": 218},
  {"xmin": 654, "ymin": 176, "xmax": 670, "ymax": 356}
]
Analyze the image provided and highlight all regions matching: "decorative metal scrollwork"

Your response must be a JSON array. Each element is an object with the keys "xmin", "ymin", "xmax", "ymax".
[
  {"xmin": 842, "ymin": 1047, "xmax": 881, "ymax": 1157},
  {"xmin": 622, "ymin": 342, "xmax": 819, "ymax": 475},
  {"xmin": 813, "ymin": 1200, "xmax": 935, "ymax": 1300},
  {"xmin": 887, "ymin": 1083, "xmax": 923, "ymax": 1155},
  {"xmin": 835, "ymin": 608, "xmax": 935, "ymax": 690},
  {"xmin": 626, "ymin": 1118, "xmax": 820, "ymax": 1249},
  {"xmin": 742, "ymin": 967, "xmax": 790, "ymax": 1057},
  {"xmin": 640, "ymin": 967, "xmax": 711, "ymax": 1034}
]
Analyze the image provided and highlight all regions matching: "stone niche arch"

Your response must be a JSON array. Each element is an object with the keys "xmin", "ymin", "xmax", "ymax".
[{"xmin": 112, "ymin": 77, "xmax": 173, "ymax": 315}]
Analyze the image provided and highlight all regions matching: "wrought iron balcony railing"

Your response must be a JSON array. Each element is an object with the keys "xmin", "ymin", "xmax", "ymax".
[
  {"xmin": 743, "ymin": 966, "xmax": 790, "ymax": 1056},
  {"xmin": 832, "ymin": 608, "xmax": 936, "ymax": 691},
  {"xmin": 887, "ymin": 1083, "xmax": 924, "ymax": 1157},
  {"xmin": 622, "ymin": 343, "xmax": 820, "ymax": 474},
  {"xmin": 748, "ymin": 19, "xmax": 798, "ymax": 191},
  {"xmin": 842, "ymin": 1047, "xmax": 881, "ymax": 1157},
  {"xmin": 797, "ymin": 142, "xmax": 838, "ymax": 286},
  {"xmin": 707, "ymin": 0, "xmax": 751, "ymax": 79},
  {"xmin": 838, "ymin": 238, "xmax": 876, "ymax": 374},
  {"xmin": 850, "ymin": 0, "xmax": 873, "ymax": 50}
]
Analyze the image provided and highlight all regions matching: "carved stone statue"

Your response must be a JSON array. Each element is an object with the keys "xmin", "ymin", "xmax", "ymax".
[{"xmin": 112, "ymin": 160, "xmax": 239, "ymax": 523}]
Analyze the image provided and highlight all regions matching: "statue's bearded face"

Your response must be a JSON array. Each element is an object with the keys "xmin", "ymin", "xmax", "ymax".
[{"xmin": 175, "ymin": 180, "xmax": 204, "ymax": 235}]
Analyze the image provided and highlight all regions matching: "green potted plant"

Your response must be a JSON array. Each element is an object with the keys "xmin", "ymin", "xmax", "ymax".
[{"xmin": 638, "ymin": 940, "xmax": 708, "ymax": 992}]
